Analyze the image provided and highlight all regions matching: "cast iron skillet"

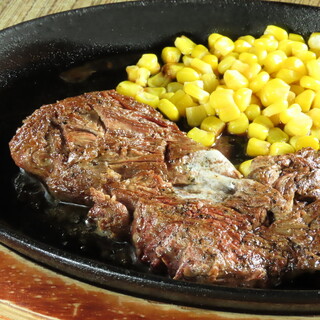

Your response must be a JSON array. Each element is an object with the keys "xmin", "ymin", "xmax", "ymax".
[{"xmin": 1, "ymin": 0, "xmax": 320, "ymax": 315}]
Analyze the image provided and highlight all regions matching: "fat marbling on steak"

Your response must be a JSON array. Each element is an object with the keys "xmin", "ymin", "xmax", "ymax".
[{"xmin": 9, "ymin": 90, "xmax": 320, "ymax": 287}]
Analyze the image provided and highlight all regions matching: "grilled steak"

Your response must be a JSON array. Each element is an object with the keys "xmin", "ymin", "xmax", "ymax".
[{"xmin": 9, "ymin": 90, "xmax": 320, "ymax": 287}]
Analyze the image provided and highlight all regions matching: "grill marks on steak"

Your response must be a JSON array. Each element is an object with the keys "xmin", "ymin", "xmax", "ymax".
[{"xmin": 9, "ymin": 90, "xmax": 320, "ymax": 287}]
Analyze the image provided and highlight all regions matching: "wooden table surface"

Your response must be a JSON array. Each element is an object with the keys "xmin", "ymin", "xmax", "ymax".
[
  {"xmin": 0, "ymin": 0, "xmax": 319, "ymax": 30},
  {"xmin": 1, "ymin": 0, "xmax": 320, "ymax": 319}
]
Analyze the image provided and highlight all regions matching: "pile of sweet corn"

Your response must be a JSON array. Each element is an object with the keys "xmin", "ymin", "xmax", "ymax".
[{"xmin": 116, "ymin": 25, "xmax": 320, "ymax": 176}]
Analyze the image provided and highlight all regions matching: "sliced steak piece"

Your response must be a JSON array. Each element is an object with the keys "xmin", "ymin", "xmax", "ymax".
[
  {"xmin": 9, "ymin": 90, "xmax": 320, "ymax": 288},
  {"xmin": 9, "ymin": 90, "xmax": 205, "ymax": 204},
  {"xmin": 248, "ymin": 148, "xmax": 320, "ymax": 216},
  {"xmin": 129, "ymin": 179, "xmax": 291, "ymax": 288}
]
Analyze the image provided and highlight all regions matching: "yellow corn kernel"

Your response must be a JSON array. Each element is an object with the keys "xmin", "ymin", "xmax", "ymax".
[
  {"xmin": 169, "ymin": 89, "xmax": 186, "ymax": 104},
  {"xmin": 225, "ymin": 52, "xmax": 240, "ymax": 59},
  {"xmin": 187, "ymin": 127, "xmax": 215, "ymax": 147},
  {"xmin": 148, "ymin": 72, "xmax": 170, "ymax": 87},
  {"xmin": 219, "ymin": 105, "xmax": 241, "ymax": 122},
  {"xmin": 209, "ymin": 89, "xmax": 240, "ymax": 122},
  {"xmin": 224, "ymin": 70, "xmax": 249, "ymax": 90},
  {"xmin": 182, "ymin": 55, "xmax": 193, "ymax": 66},
  {"xmin": 162, "ymin": 63, "xmax": 184, "ymax": 79},
  {"xmin": 170, "ymin": 90, "xmax": 196, "ymax": 117},
  {"xmin": 308, "ymin": 32, "xmax": 320, "ymax": 51},
  {"xmin": 239, "ymin": 159, "xmax": 253, "ymax": 177},
  {"xmin": 313, "ymin": 91, "xmax": 320, "ymax": 108},
  {"xmin": 248, "ymin": 122, "xmax": 269, "ymax": 140},
  {"xmin": 267, "ymin": 127, "xmax": 289, "ymax": 143},
  {"xmin": 287, "ymin": 91, "xmax": 296, "ymax": 105},
  {"xmin": 135, "ymin": 91, "xmax": 159, "ymax": 108},
  {"xmin": 184, "ymin": 81, "xmax": 210, "ymax": 102},
  {"xmin": 176, "ymin": 67, "xmax": 200, "ymax": 83},
  {"xmin": 264, "ymin": 25, "xmax": 288, "ymax": 41},
  {"xmin": 308, "ymin": 108, "xmax": 320, "ymax": 127},
  {"xmin": 276, "ymin": 69, "xmax": 302, "ymax": 84},
  {"xmin": 158, "ymin": 99, "xmax": 180, "ymax": 121},
  {"xmin": 126, "ymin": 65, "xmax": 151, "ymax": 87},
  {"xmin": 306, "ymin": 59, "xmax": 320, "ymax": 80},
  {"xmin": 200, "ymin": 116, "xmax": 225, "ymax": 135},
  {"xmin": 259, "ymin": 78, "xmax": 290, "ymax": 107},
  {"xmin": 249, "ymin": 47, "xmax": 268, "ymax": 64},
  {"xmin": 262, "ymin": 33, "xmax": 277, "ymax": 40},
  {"xmin": 214, "ymin": 36, "xmax": 235, "ymax": 56},
  {"xmin": 279, "ymin": 103, "xmax": 302, "ymax": 124},
  {"xmin": 289, "ymin": 135, "xmax": 300, "ymax": 149},
  {"xmin": 161, "ymin": 92, "xmax": 175, "ymax": 100},
  {"xmin": 208, "ymin": 33, "xmax": 223, "ymax": 50},
  {"xmin": 245, "ymin": 104, "xmax": 261, "ymax": 120},
  {"xmin": 227, "ymin": 113, "xmax": 249, "ymax": 135},
  {"xmin": 234, "ymin": 39, "xmax": 252, "ymax": 53},
  {"xmin": 289, "ymin": 33, "xmax": 305, "ymax": 42},
  {"xmin": 263, "ymin": 50, "xmax": 287, "ymax": 74},
  {"xmin": 234, "ymin": 88, "xmax": 252, "ymax": 111},
  {"xmin": 201, "ymin": 73, "xmax": 219, "ymax": 93},
  {"xmin": 281, "ymin": 56, "xmax": 307, "ymax": 74},
  {"xmin": 295, "ymin": 135, "xmax": 319, "ymax": 151},
  {"xmin": 239, "ymin": 52, "xmax": 258, "ymax": 64},
  {"xmin": 295, "ymin": 89, "xmax": 315, "ymax": 112},
  {"xmin": 186, "ymin": 105, "xmax": 207, "ymax": 127},
  {"xmin": 145, "ymin": 87, "xmax": 166, "ymax": 97},
  {"xmin": 253, "ymin": 115, "xmax": 274, "ymax": 128},
  {"xmin": 254, "ymin": 37, "xmax": 278, "ymax": 52},
  {"xmin": 161, "ymin": 47, "xmax": 181, "ymax": 64},
  {"xmin": 218, "ymin": 55, "xmax": 237, "ymax": 74},
  {"xmin": 126, "ymin": 65, "xmax": 139, "ymax": 80},
  {"xmin": 287, "ymin": 91, "xmax": 297, "ymax": 105},
  {"xmin": 291, "ymin": 42, "xmax": 309, "ymax": 55},
  {"xmin": 231, "ymin": 60, "xmax": 249, "ymax": 74},
  {"xmin": 116, "ymin": 81, "xmax": 143, "ymax": 97},
  {"xmin": 167, "ymin": 82, "xmax": 183, "ymax": 93},
  {"xmin": 262, "ymin": 100, "xmax": 288, "ymax": 117},
  {"xmin": 247, "ymin": 138, "xmax": 270, "ymax": 156},
  {"xmin": 243, "ymin": 63, "xmax": 261, "ymax": 80},
  {"xmin": 269, "ymin": 142, "xmax": 295, "ymax": 155},
  {"xmin": 190, "ymin": 58, "xmax": 213, "ymax": 74},
  {"xmin": 137, "ymin": 54, "xmax": 160, "ymax": 75},
  {"xmin": 284, "ymin": 113, "xmax": 312, "ymax": 136},
  {"xmin": 300, "ymin": 75, "xmax": 320, "ymax": 91},
  {"xmin": 311, "ymin": 127, "xmax": 320, "ymax": 139},
  {"xmin": 191, "ymin": 44, "xmax": 209, "ymax": 59},
  {"xmin": 174, "ymin": 35, "xmax": 196, "ymax": 55},
  {"xmin": 238, "ymin": 35, "xmax": 255, "ymax": 45},
  {"xmin": 278, "ymin": 39, "xmax": 294, "ymax": 56},
  {"xmin": 295, "ymin": 50, "xmax": 317, "ymax": 62},
  {"xmin": 180, "ymin": 97, "xmax": 199, "ymax": 113},
  {"xmin": 202, "ymin": 54, "xmax": 219, "ymax": 71},
  {"xmin": 202, "ymin": 102, "xmax": 216, "ymax": 116},
  {"xmin": 249, "ymin": 71, "xmax": 270, "ymax": 93}
]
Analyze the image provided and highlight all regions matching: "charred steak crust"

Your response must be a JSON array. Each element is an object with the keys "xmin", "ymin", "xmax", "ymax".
[{"xmin": 9, "ymin": 90, "xmax": 320, "ymax": 288}]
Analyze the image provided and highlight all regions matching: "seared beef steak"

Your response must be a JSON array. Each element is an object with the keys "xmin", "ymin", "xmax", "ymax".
[{"xmin": 9, "ymin": 90, "xmax": 320, "ymax": 287}]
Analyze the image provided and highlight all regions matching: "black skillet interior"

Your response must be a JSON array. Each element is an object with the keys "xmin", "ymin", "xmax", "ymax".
[{"xmin": 1, "ymin": 0, "xmax": 320, "ymax": 315}]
